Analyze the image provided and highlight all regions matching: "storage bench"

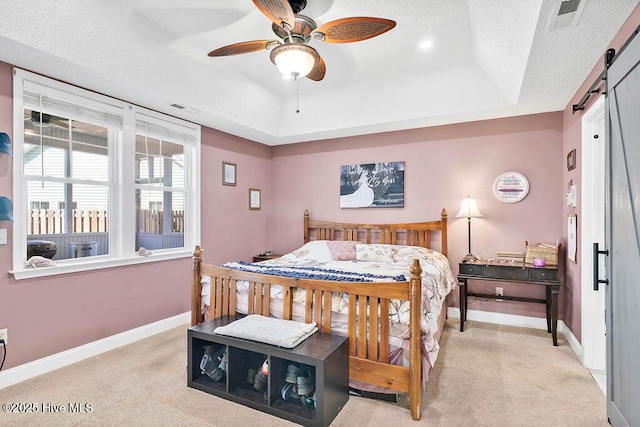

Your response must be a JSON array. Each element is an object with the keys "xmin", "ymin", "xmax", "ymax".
[{"xmin": 187, "ymin": 316, "xmax": 349, "ymax": 427}]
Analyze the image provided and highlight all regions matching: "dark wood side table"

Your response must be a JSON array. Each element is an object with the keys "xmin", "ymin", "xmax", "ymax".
[
  {"xmin": 252, "ymin": 253, "xmax": 283, "ymax": 263},
  {"xmin": 457, "ymin": 261, "xmax": 561, "ymax": 346}
]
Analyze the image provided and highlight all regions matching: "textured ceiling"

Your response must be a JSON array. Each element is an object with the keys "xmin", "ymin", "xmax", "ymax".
[{"xmin": 1, "ymin": 0, "xmax": 638, "ymax": 145}]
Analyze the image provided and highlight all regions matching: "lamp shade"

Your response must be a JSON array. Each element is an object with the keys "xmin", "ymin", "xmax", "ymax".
[
  {"xmin": 270, "ymin": 43, "xmax": 318, "ymax": 78},
  {"xmin": 455, "ymin": 196, "xmax": 483, "ymax": 218},
  {"xmin": 0, "ymin": 132, "xmax": 11, "ymax": 157}
]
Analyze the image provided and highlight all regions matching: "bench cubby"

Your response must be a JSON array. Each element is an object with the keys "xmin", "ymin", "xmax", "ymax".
[{"xmin": 188, "ymin": 316, "xmax": 349, "ymax": 427}]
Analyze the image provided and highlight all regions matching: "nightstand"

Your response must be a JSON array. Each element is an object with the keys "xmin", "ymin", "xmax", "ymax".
[{"xmin": 252, "ymin": 253, "xmax": 282, "ymax": 263}]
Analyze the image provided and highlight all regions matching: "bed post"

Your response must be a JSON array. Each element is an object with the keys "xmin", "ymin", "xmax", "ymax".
[
  {"xmin": 409, "ymin": 259, "xmax": 422, "ymax": 420},
  {"xmin": 440, "ymin": 208, "xmax": 448, "ymax": 257},
  {"xmin": 304, "ymin": 209, "xmax": 310, "ymax": 243},
  {"xmin": 192, "ymin": 246, "xmax": 203, "ymax": 326}
]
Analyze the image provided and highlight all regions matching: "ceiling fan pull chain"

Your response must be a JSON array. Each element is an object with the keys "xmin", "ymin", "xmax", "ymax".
[{"xmin": 295, "ymin": 77, "xmax": 300, "ymax": 113}]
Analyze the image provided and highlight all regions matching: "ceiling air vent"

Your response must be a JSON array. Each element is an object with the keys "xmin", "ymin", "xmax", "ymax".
[
  {"xmin": 558, "ymin": 0, "xmax": 581, "ymax": 15},
  {"xmin": 169, "ymin": 103, "xmax": 201, "ymax": 114},
  {"xmin": 548, "ymin": 0, "xmax": 586, "ymax": 32}
]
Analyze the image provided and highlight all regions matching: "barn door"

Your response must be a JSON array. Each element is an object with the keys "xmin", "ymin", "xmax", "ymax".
[{"xmin": 605, "ymin": 33, "xmax": 640, "ymax": 426}]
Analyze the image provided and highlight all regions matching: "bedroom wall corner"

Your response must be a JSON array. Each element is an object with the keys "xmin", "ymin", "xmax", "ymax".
[
  {"xmin": 199, "ymin": 127, "xmax": 272, "ymax": 265},
  {"xmin": 561, "ymin": 1, "xmax": 640, "ymax": 344}
]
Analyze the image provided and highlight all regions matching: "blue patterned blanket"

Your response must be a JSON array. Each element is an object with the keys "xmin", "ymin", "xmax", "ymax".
[{"xmin": 221, "ymin": 261, "xmax": 406, "ymax": 282}]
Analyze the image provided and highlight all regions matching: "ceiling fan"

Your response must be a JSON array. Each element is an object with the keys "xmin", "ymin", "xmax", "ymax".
[
  {"xmin": 25, "ymin": 111, "xmax": 69, "ymax": 129},
  {"xmin": 207, "ymin": 0, "xmax": 396, "ymax": 81}
]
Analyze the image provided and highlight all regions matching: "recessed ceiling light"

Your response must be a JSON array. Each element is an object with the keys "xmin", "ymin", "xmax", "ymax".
[{"xmin": 419, "ymin": 40, "xmax": 433, "ymax": 50}]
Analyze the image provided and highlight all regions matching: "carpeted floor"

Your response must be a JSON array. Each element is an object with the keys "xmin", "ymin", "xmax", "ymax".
[{"xmin": 0, "ymin": 319, "xmax": 608, "ymax": 426}]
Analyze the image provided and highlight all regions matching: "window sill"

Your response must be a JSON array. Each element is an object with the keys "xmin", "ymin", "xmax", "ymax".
[{"xmin": 10, "ymin": 250, "xmax": 193, "ymax": 280}]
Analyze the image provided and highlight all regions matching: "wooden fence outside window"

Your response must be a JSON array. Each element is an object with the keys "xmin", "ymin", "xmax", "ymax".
[{"xmin": 28, "ymin": 209, "xmax": 184, "ymax": 235}]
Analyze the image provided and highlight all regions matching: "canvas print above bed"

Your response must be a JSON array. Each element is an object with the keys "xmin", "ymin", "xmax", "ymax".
[{"xmin": 339, "ymin": 161, "xmax": 405, "ymax": 208}]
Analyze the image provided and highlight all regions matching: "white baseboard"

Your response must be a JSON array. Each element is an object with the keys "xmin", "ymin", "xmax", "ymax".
[
  {"xmin": 0, "ymin": 312, "xmax": 190, "ymax": 390},
  {"xmin": 448, "ymin": 307, "xmax": 574, "ymax": 340},
  {"xmin": 447, "ymin": 307, "xmax": 584, "ymax": 361},
  {"xmin": 448, "ymin": 307, "xmax": 550, "ymax": 330},
  {"xmin": 562, "ymin": 322, "xmax": 583, "ymax": 362}
]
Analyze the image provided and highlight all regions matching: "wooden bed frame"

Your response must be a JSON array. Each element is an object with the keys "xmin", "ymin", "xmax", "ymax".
[{"xmin": 191, "ymin": 209, "xmax": 449, "ymax": 420}]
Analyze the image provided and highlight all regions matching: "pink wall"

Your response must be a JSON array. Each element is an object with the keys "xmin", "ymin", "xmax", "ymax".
[
  {"xmin": 270, "ymin": 113, "xmax": 564, "ymax": 319},
  {"xmin": 199, "ymin": 127, "xmax": 272, "ymax": 263},
  {"xmin": 561, "ymin": 2, "xmax": 640, "ymax": 342},
  {"xmin": 0, "ymin": 61, "xmax": 272, "ymax": 369}
]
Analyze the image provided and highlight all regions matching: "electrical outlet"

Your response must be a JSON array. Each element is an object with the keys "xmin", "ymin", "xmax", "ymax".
[
  {"xmin": 0, "ymin": 328, "xmax": 7, "ymax": 344},
  {"xmin": 495, "ymin": 287, "xmax": 504, "ymax": 302}
]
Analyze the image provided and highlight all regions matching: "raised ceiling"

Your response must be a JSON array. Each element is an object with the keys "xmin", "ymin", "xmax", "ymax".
[{"xmin": 1, "ymin": 0, "xmax": 638, "ymax": 145}]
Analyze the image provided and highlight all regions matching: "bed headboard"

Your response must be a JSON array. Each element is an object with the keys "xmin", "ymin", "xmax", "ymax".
[{"xmin": 303, "ymin": 208, "xmax": 448, "ymax": 257}]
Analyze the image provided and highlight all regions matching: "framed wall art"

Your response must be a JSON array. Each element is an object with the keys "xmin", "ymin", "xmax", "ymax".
[
  {"xmin": 249, "ymin": 188, "xmax": 261, "ymax": 210},
  {"xmin": 339, "ymin": 161, "xmax": 404, "ymax": 208},
  {"xmin": 567, "ymin": 149, "xmax": 576, "ymax": 171},
  {"xmin": 493, "ymin": 171, "xmax": 529, "ymax": 203},
  {"xmin": 222, "ymin": 161, "xmax": 237, "ymax": 186}
]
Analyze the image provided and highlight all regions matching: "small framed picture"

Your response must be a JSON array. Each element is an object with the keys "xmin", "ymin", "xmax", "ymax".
[
  {"xmin": 249, "ymin": 188, "xmax": 261, "ymax": 210},
  {"xmin": 222, "ymin": 162, "xmax": 237, "ymax": 186},
  {"xmin": 567, "ymin": 149, "xmax": 576, "ymax": 171}
]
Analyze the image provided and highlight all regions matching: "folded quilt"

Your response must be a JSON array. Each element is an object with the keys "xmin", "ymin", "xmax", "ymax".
[{"xmin": 214, "ymin": 315, "xmax": 318, "ymax": 348}]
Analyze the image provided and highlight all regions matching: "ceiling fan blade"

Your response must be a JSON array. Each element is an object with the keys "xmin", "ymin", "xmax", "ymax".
[
  {"xmin": 208, "ymin": 40, "xmax": 277, "ymax": 57},
  {"xmin": 306, "ymin": 55, "xmax": 326, "ymax": 81},
  {"xmin": 312, "ymin": 17, "xmax": 396, "ymax": 43},
  {"xmin": 252, "ymin": 0, "xmax": 295, "ymax": 29}
]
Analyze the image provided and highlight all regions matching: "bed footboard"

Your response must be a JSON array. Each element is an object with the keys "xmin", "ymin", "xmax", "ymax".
[
  {"xmin": 192, "ymin": 247, "xmax": 424, "ymax": 420},
  {"xmin": 191, "ymin": 209, "xmax": 450, "ymax": 420}
]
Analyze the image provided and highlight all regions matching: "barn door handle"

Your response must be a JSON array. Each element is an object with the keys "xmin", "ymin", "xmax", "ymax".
[{"xmin": 593, "ymin": 242, "xmax": 609, "ymax": 291}]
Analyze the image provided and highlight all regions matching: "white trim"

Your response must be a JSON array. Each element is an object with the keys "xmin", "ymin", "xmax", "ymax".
[
  {"xmin": 563, "ymin": 321, "xmax": 583, "ymax": 363},
  {"xmin": 0, "ymin": 312, "xmax": 190, "ymax": 389},
  {"xmin": 447, "ymin": 307, "xmax": 580, "ymax": 357},
  {"xmin": 580, "ymin": 95, "xmax": 607, "ymax": 371},
  {"xmin": 12, "ymin": 68, "xmax": 201, "ymax": 276},
  {"xmin": 448, "ymin": 307, "xmax": 553, "ymax": 330},
  {"xmin": 10, "ymin": 250, "xmax": 192, "ymax": 280}
]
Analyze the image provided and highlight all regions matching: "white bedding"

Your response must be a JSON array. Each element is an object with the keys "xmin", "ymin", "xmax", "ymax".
[{"xmin": 201, "ymin": 240, "xmax": 455, "ymax": 374}]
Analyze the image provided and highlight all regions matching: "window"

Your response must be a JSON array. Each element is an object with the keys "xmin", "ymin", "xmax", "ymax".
[
  {"xmin": 12, "ymin": 69, "xmax": 201, "ymax": 278},
  {"xmin": 134, "ymin": 115, "xmax": 192, "ymax": 252}
]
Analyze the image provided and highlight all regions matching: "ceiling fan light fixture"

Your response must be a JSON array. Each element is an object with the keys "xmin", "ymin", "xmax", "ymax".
[{"xmin": 271, "ymin": 43, "xmax": 317, "ymax": 78}]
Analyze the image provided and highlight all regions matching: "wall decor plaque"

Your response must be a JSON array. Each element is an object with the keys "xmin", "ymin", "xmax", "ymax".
[{"xmin": 493, "ymin": 171, "xmax": 529, "ymax": 203}]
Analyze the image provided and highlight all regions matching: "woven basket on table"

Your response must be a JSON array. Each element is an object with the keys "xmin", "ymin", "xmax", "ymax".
[{"xmin": 525, "ymin": 241, "xmax": 559, "ymax": 266}]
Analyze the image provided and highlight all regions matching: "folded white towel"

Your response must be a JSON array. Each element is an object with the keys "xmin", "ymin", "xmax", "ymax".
[{"xmin": 214, "ymin": 315, "xmax": 318, "ymax": 348}]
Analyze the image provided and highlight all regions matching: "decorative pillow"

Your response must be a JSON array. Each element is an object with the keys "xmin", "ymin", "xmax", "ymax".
[
  {"xmin": 355, "ymin": 244, "xmax": 397, "ymax": 264},
  {"xmin": 394, "ymin": 245, "xmax": 429, "ymax": 266},
  {"xmin": 286, "ymin": 240, "xmax": 333, "ymax": 262},
  {"xmin": 326, "ymin": 240, "xmax": 357, "ymax": 261}
]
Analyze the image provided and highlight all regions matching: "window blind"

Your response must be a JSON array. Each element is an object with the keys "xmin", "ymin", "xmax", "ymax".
[
  {"xmin": 23, "ymin": 90, "xmax": 123, "ymax": 130},
  {"xmin": 136, "ymin": 115, "xmax": 197, "ymax": 146}
]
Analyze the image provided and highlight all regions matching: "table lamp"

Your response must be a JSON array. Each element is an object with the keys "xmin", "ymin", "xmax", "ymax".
[{"xmin": 456, "ymin": 195, "xmax": 483, "ymax": 263}]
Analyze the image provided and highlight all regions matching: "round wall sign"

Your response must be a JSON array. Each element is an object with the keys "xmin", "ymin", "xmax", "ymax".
[{"xmin": 493, "ymin": 171, "xmax": 529, "ymax": 203}]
